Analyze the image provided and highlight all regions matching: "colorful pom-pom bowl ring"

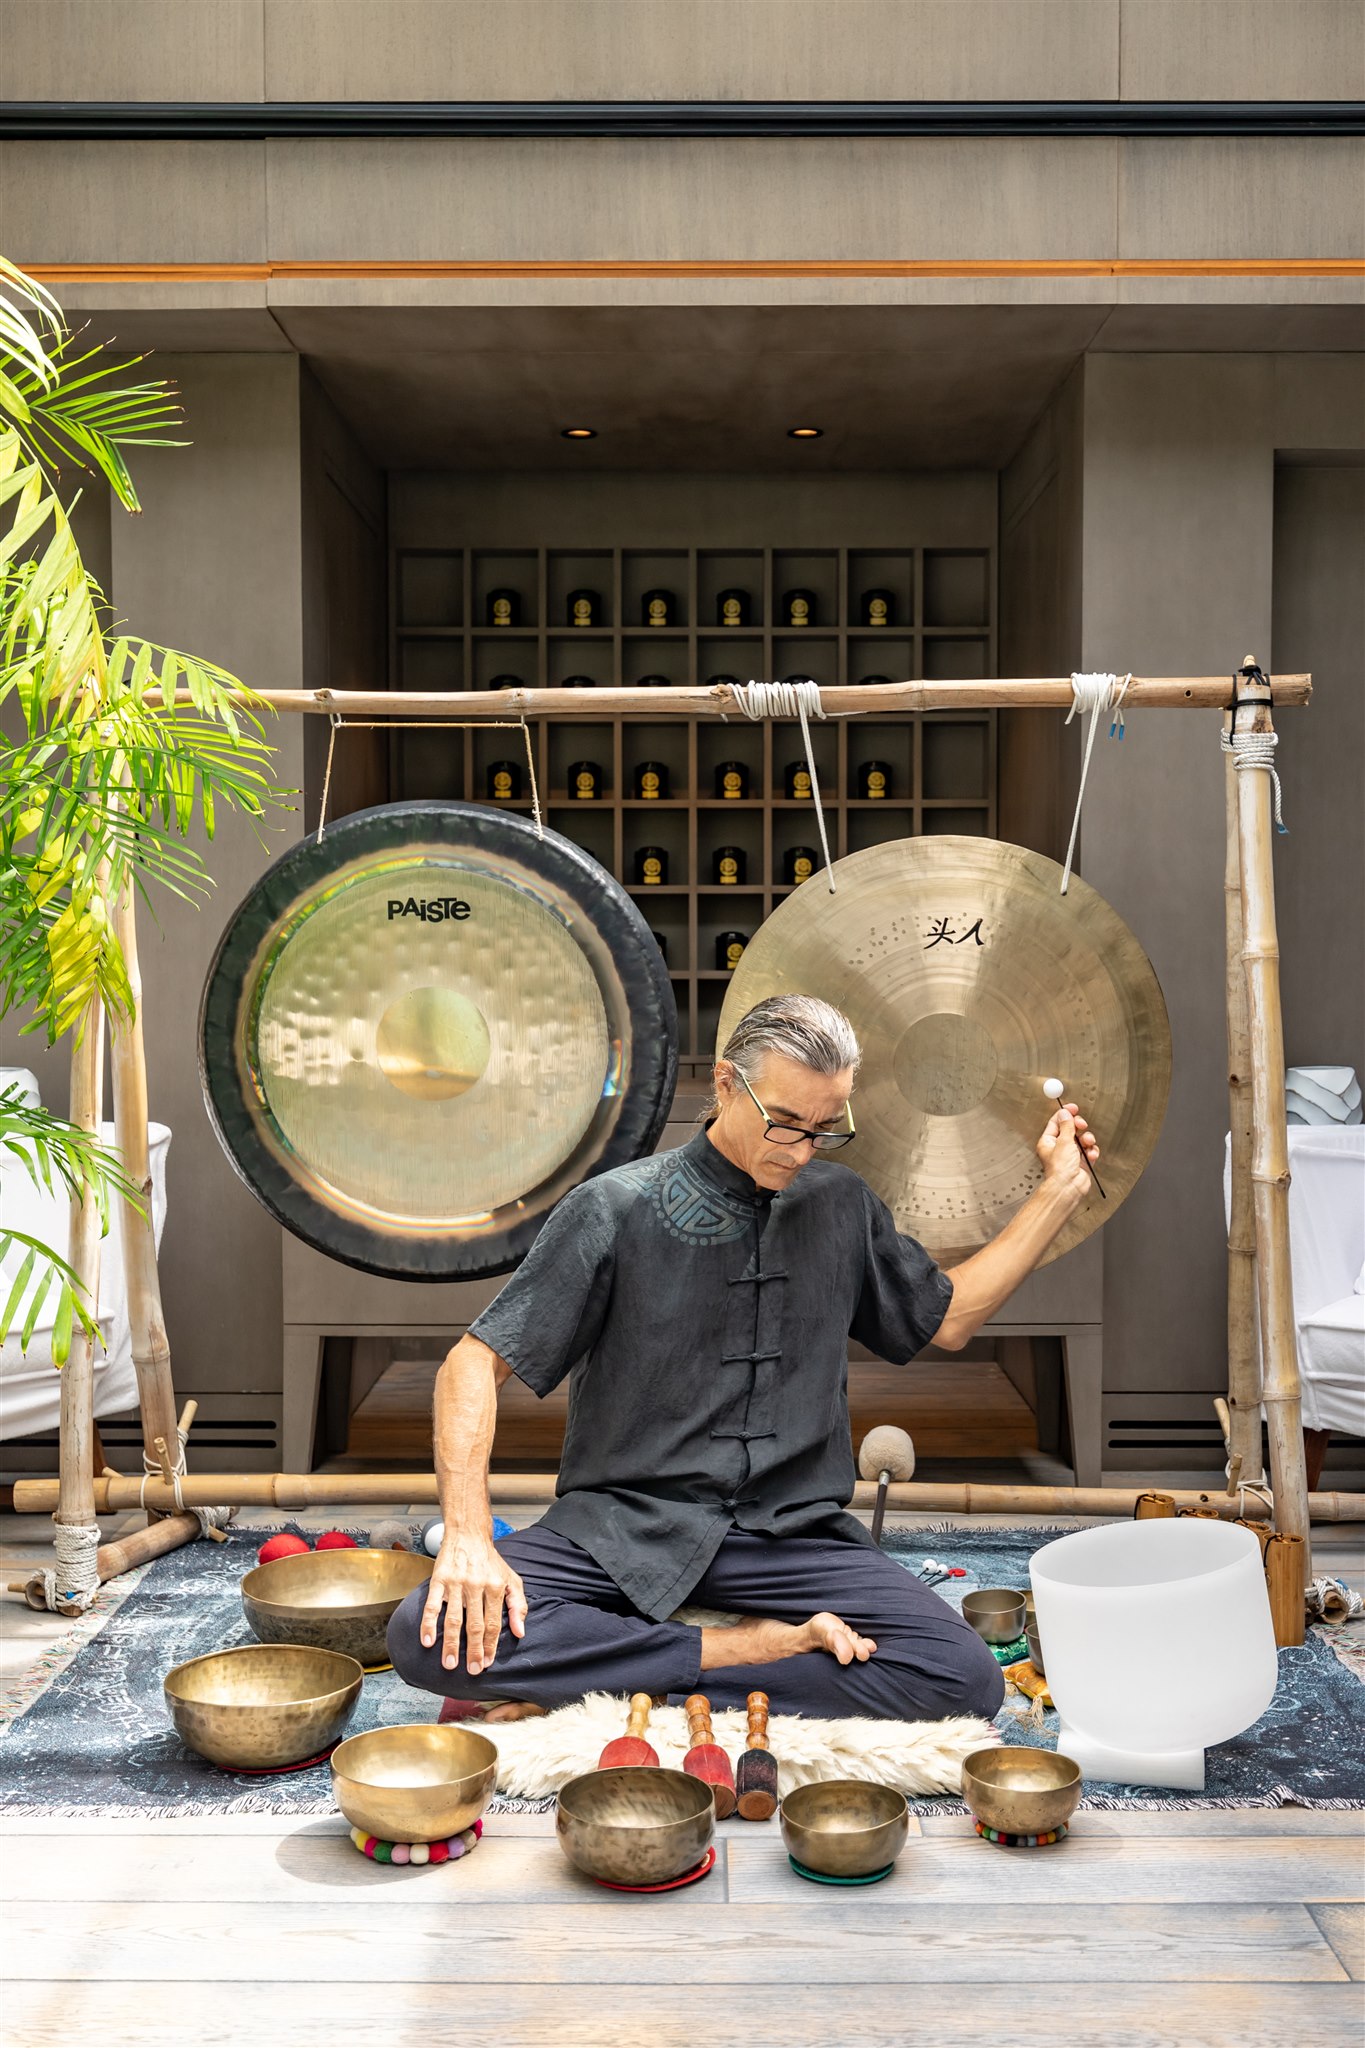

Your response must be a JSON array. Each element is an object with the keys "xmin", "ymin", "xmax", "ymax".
[
  {"xmin": 331, "ymin": 1723, "xmax": 498, "ymax": 1844},
  {"xmin": 350, "ymin": 1819, "xmax": 484, "ymax": 1866}
]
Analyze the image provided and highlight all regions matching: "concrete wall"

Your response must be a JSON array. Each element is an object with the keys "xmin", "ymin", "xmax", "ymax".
[
  {"xmin": 5, "ymin": 1, "xmax": 1363, "ymax": 103},
  {"xmin": 1078, "ymin": 353, "xmax": 1365, "ymax": 1400}
]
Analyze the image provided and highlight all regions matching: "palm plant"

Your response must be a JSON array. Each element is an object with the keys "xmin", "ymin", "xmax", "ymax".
[{"xmin": 1, "ymin": 254, "xmax": 285, "ymax": 1361}]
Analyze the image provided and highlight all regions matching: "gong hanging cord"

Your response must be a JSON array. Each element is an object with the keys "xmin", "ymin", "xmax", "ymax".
[
  {"xmin": 1221, "ymin": 666, "xmax": 1288, "ymax": 835},
  {"xmin": 1060, "ymin": 671, "xmax": 1132, "ymax": 896},
  {"xmin": 729, "ymin": 678, "xmax": 837, "ymax": 892},
  {"xmin": 314, "ymin": 715, "xmax": 544, "ymax": 840}
]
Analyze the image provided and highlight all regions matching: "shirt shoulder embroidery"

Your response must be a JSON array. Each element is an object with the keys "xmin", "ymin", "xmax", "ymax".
[{"xmin": 650, "ymin": 1151, "xmax": 754, "ymax": 1246}]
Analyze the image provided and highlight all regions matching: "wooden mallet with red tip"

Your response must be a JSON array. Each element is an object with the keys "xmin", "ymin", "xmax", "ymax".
[
  {"xmin": 597, "ymin": 1692, "xmax": 660, "ymax": 1769},
  {"xmin": 683, "ymin": 1693, "xmax": 736, "ymax": 1817}
]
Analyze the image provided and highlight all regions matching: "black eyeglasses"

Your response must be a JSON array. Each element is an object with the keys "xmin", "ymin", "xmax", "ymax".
[{"xmin": 737, "ymin": 1071, "xmax": 856, "ymax": 1149}]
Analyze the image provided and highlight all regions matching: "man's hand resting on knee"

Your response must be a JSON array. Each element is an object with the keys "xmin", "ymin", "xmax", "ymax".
[
  {"xmin": 421, "ymin": 1531, "xmax": 528, "ymax": 1676},
  {"xmin": 700, "ymin": 1610, "xmax": 877, "ymax": 1671}
]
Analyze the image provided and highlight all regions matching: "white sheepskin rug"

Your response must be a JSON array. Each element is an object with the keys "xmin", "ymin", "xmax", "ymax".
[{"xmin": 482, "ymin": 1690, "xmax": 998, "ymax": 1801}]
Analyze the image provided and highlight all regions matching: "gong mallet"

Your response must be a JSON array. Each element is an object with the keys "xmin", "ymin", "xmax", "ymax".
[
  {"xmin": 683, "ymin": 1693, "xmax": 737, "ymax": 1817},
  {"xmin": 858, "ymin": 1425, "xmax": 916, "ymax": 1545},
  {"xmin": 1042, "ymin": 1077, "xmax": 1106, "ymax": 1199},
  {"xmin": 735, "ymin": 1691, "xmax": 779, "ymax": 1821},
  {"xmin": 597, "ymin": 1692, "xmax": 660, "ymax": 1769}
]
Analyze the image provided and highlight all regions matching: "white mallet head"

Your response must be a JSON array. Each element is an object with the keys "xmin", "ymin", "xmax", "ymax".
[
  {"xmin": 1042, "ymin": 1077, "xmax": 1065, "ymax": 1101},
  {"xmin": 858, "ymin": 1424, "xmax": 917, "ymax": 1483}
]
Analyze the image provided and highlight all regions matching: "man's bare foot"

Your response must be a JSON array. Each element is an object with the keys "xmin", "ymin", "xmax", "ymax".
[
  {"xmin": 481, "ymin": 1700, "xmax": 547, "ymax": 1724},
  {"xmin": 700, "ymin": 1610, "xmax": 877, "ymax": 1670}
]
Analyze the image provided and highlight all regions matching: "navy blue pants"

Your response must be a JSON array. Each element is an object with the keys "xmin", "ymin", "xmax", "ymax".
[{"xmin": 388, "ymin": 1526, "xmax": 1004, "ymax": 1722}]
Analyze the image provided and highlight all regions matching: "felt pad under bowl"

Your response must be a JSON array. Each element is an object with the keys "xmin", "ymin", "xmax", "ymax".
[
  {"xmin": 241, "ymin": 1546, "xmax": 432, "ymax": 1667},
  {"xmin": 331, "ymin": 1723, "xmax": 498, "ymax": 1844},
  {"xmin": 164, "ymin": 1643, "xmax": 364, "ymax": 1770},
  {"xmin": 779, "ymin": 1779, "xmax": 910, "ymax": 1878},
  {"xmin": 556, "ymin": 1766, "xmax": 716, "ymax": 1887}
]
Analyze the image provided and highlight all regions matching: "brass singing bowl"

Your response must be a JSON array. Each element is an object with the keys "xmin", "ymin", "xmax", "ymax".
[
  {"xmin": 1026, "ymin": 1619, "xmax": 1047, "ymax": 1675},
  {"xmin": 779, "ymin": 1779, "xmax": 911, "ymax": 1878},
  {"xmin": 962, "ymin": 1746, "xmax": 1082, "ymax": 1837},
  {"xmin": 556, "ymin": 1767, "xmax": 716, "ymax": 1886},
  {"xmin": 962, "ymin": 1588, "xmax": 1028, "ymax": 1644},
  {"xmin": 241, "ymin": 1546, "xmax": 432, "ymax": 1666},
  {"xmin": 331, "ymin": 1724, "xmax": 498, "ymax": 1843},
  {"xmin": 164, "ymin": 1643, "xmax": 363, "ymax": 1769}
]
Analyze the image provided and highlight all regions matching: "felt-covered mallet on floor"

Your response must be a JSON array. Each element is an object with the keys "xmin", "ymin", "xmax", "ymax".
[
  {"xmin": 735, "ymin": 1691, "xmax": 778, "ymax": 1821},
  {"xmin": 683, "ymin": 1694, "xmax": 736, "ymax": 1818},
  {"xmin": 597, "ymin": 1692, "xmax": 660, "ymax": 1769},
  {"xmin": 858, "ymin": 1425, "xmax": 916, "ymax": 1545}
]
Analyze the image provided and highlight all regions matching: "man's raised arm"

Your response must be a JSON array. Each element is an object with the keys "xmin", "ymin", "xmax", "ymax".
[{"xmin": 420, "ymin": 1333, "xmax": 526, "ymax": 1678}]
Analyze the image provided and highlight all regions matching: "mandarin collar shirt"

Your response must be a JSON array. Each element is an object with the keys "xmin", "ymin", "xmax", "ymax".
[{"xmin": 470, "ymin": 1124, "xmax": 953, "ymax": 1620}]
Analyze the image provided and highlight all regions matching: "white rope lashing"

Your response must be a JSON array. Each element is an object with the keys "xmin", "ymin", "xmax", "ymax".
[
  {"xmin": 1221, "ymin": 725, "xmax": 1288, "ymax": 834},
  {"xmin": 729, "ymin": 679, "xmax": 837, "ymax": 892},
  {"xmin": 28, "ymin": 1521, "xmax": 102, "ymax": 1613},
  {"xmin": 139, "ymin": 1428, "xmax": 236, "ymax": 1542},
  {"xmin": 1060, "ymin": 672, "xmax": 1132, "ymax": 895}
]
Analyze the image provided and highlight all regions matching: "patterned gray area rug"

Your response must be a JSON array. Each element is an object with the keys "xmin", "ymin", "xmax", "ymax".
[{"xmin": 0, "ymin": 1523, "xmax": 1361, "ymax": 1815}]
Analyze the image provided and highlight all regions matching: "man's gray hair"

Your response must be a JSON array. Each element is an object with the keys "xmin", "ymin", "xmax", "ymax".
[{"xmin": 717, "ymin": 994, "xmax": 862, "ymax": 1093}]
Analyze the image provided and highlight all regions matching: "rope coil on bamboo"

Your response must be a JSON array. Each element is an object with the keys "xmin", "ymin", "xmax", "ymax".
[
  {"xmin": 729, "ymin": 678, "xmax": 836, "ymax": 891},
  {"xmin": 26, "ymin": 1521, "xmax": 102, "ymax": 1613},
  {"xmin": 1061, "ymin": 672, "xmax": 1131, "ymax": 894},
  {"xmin": 1221, "ymin": 726, "xmax": 1288, "ymax": 833},
  {"xmin": 140, "ymin": 1427, "xmax": 234, "ymax": 1541}
]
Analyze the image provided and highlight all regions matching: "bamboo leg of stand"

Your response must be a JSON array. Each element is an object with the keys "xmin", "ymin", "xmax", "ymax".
[
  {"xmin": 52, "ymin": 997, "xmax": 106, "ymax": 1598},
  {"xmin": 109, "ymin": 862, "xmax": 183, "ymax": 1522},
  {"xmin": 1234, "ymin": 674, "xmax": 1310, "ymax": 1629},
  {"xmin": 1223, "ymin": 722, "xmax": 1262, "ymax": 1489}
]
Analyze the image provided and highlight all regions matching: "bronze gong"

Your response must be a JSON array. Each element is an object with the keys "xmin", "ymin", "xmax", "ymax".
[
  {"xmin": 200, "ymin": 802, "xmax": 677, "ymax": 1279},
  {"xmin": 718, "ymin": 837, "xmax": 1170, "ymax": 1265}
]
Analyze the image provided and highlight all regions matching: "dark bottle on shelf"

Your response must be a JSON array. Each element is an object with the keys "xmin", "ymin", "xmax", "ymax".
[
  {"xmin": 714, "ymin": 760, "xmax": 750, "ymax": 801},
  {"xmin": 634, "ymin": 760, "xmax": 670, "ymax": 800},
  {"xmin": 635, "ymin": 845, "xmax": 668, "ymax": 886},
  {"xmin": 860, "ymin": 589, "xmax": 894, "ymax": 627},
  {"xmin": 489, "ymin": 674, "xmax": 524, "ymax": 691},
  {"xmin": 641, "ymin": 589, "xmax": 676, "ymax": 627},
  {"xmin": 857, "ymin": 760, "xmax": 892, "ymax": 800},
  {"xmin": 713, "ymin": 845, "xmax": 746, "ymax": 886},
  {"xmin": 784, "ymin": 845, "xmax": 818, "ymax": 886},
  {"xmin": 487, "ymin": 759, "xmax": 522, "ymax": 802},
  {"xmin": 486, "ymin": 588, "xmax": 519, "ymax": 628},
  {"xmin": 560, "ymin": 675, "xmax": 597, "ymax": 689},
  {"xmin": 784, "ymin": 760, "xmax": 814, "ymax": 801},
  {"xmin": 705, "ymin": 673, "xmax": 742, "ymax": 692},
  {"xmin": 716, "ymin": 930, "xmax": 748, "ymax": 971},
  {"xmin": 857, "ymin": 674, "xmax": 891, "ymax": 688},
  {"xmin": 650, "ymin": 929, "xmax": 668, "ymax": 963},
  {"xmin": 716, "ymin": 589, "xmax": 750, "ymax": 628},
  {"xmin": 566, "ymin": 589, "xmax": 601, "ymax": 627},
  {"xmin": 782, "ymin": 588, "xmax": 817, "ymax": 628},
  {"xmin": 636, "ymin": 674, "xmax": 672, "ymax": 689},
  {"xmin": 567, "ymin": 760, "xmax": 604, "ymax": 800}
]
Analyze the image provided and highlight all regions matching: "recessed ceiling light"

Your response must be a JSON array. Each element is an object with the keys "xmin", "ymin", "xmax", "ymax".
[
  {"xmin": 787, "ymin": 426, "xmax": 823, "ymax": 439},
  {"xmin": 561, "ymin": 426, "xmax": 597, "ymax": 439}
]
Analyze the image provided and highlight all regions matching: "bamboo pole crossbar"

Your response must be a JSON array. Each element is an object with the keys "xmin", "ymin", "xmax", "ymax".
[
  {"xmin": 12, "ymin": 1470, "xmax": 1362, "ymax": 1522},
  {"xmin": 143, "ymin": 674, "xmax": 1312, "ymax": 720}
]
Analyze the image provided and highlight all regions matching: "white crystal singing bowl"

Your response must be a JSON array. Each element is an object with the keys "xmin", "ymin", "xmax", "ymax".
[{"xmin": 1030, "ymin": 1519, "xmax": 1278, "ymax": 1790}]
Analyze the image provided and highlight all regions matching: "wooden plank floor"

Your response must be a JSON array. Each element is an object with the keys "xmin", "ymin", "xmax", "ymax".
[{"xmin": 2, "ymin": 1517, "xmax": 1362, "ymax": 2047}]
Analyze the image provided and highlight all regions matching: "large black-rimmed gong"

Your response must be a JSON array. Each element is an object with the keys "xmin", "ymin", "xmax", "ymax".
[{"xmin": 199, "ymin": 802, "xmax": 677, "ymax": 1280}]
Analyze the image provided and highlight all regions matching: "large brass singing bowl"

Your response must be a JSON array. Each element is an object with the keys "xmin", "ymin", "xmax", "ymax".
[
  {"xmin": 556, "ymin": 1767, "xmax": 716, "ymax": 1886},
  {"xmin": 779, "ymin": 1779, "xmax": 910, "ymax": 1877},
  {"xmin": 331, "ymin": 1724, "xmax": 498, "ymax": 1844},
  {"xmin": 164, "ymin": 1643, "xmax": 363, "ymax": 1770},
  {"xmin": 962, "ymin": 1746, "xmax": 1082, "ymax": 1837},
  {"xmin": 242, "ymin": 1546, "xmax": 432, "ymax": 1666}
]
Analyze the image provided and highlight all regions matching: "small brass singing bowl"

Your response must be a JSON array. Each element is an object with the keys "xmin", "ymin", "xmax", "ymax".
[
  {"xmin": 779, "ymin": 1779, "xmax": 910, "ymax": 1878},
  {"xmin": 962, "ymin": 1588, "xmax": 1028, "ymax": 1645},
  {"xmin": 164, "ymin": 1643, "xmax": 363, "ymax": 1770},
  {"xmin": 331, "ymin": 1723, "xmax": 498, "ymax": 1844},
  {"xmin": 556, "ymin": 1767, "xmax": 716, "ymax": 1886},
  {"xmin": 1025, "ymin": 1619, "xmax": 1046, "ymax": 1675},
  {"xmin": 962, "ymin": 1746, "xmax": 1082, "ymax": 1838},
  {"xmin": 241, "ymin": 1546, "xmax": 432, "ymax": 1667}
]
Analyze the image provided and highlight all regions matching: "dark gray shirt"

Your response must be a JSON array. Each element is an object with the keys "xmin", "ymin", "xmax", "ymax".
[{"xmin": 470, "ymin": 1124, "xmax": 953, "ymax": 1620}]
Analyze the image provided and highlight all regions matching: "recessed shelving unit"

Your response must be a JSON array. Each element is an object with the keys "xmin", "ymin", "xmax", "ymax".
[{"xmin": 390, "ymin": 544, "xmax": 996, "ymax": 1065}]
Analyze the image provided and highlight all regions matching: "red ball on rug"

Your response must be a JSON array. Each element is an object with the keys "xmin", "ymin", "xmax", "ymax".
[
  {"xmin": 257, "ymin": 1533, "xmax": 311, "ymax": 1565},
  {"xmin": 316, "ymin": 1530, "xmax": 359, "ymax": 1550}
]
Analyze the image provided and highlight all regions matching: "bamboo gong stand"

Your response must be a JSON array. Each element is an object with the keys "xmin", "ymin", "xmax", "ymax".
[{"xmin": 14, "ymin": 667, "xmax": 1337, "ymax": 1646}]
